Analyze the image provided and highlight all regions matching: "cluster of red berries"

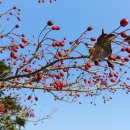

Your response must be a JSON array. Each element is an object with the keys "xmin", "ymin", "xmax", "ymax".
[
  {"xmin": 22, "ymin": 68, "xmax": 32, "ymax": 73},
  {"xmin": 12, "ymin": 46, "xmax": 18, "ymax": 52},
  {"xmin": 52, "ymin": 41, "xmax": 65, "ymax": 47},
  {"xmin": 84, "ymin": 61, "xmax": 92, "ymax": 70},
  {"xmin": 52, "ymin": 26, "xmax": 60, "ymax": 30},
  {"xmin": 11, "ymin": 44, "xmax": 24, "ymax": 52},
  {"xmin": 37, "ymin": 74, "xmax": 43, "ymax": 82},
  {"xmin": 121, "ymin": 47, "xmax": 130, "ymax": 53},
  {"xmin": 5, "ymin": 6, "xmax": 21, "ymax": 21},
  {"xmin": 10, "ymin": 43, "xmax": 25, "ymax": 59},
  {"xmin": 10, "ymin": 52, "xmax": 18, "ymax": 59},
  {"xmin": 108, "ymin": 53, "xmax": 129, "ymax": 62},
  {"xmin": 53, "ymin": 80, "xmax": 65, "ymax": 90},
  {"xmin": 109, "ymin": 72, "xmax": 119, "ymax": 82},
  {"xmin": 47, "ymin": 20, "xmax": 60, "ymax": 30},
  {"xmin": 54, "ymin": 72, "xmax": 64, "ymax": 79}
]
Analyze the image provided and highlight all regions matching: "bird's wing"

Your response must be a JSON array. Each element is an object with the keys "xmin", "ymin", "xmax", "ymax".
[
  {"xmin": 97, "ymin": 34, "xmax": 116, "ymax": 49},
  {"xmin": 90, "ymin": 44, "xmax": 112, "ymax": 61}
]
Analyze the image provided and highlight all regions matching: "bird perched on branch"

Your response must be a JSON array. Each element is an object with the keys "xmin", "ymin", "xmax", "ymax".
[{"xmin": 89, "ymin": 29, "xmax": 116, "ymax": 61}]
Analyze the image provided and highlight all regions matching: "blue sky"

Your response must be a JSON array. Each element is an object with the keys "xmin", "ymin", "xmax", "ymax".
[{"xmin": 1, "ymin": 0, "xmax": 130, "ymax": 130}]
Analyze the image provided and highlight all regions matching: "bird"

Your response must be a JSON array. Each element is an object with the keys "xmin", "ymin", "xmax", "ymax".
[{"xmin": 89, "ymin": 29, "xmax": 116, "ymax": 62}]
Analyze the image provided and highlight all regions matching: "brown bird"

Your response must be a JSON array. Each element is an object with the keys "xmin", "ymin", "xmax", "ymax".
[{"xmin": 89, "ymin": 29, "xmax": 116, "ymax": 61}]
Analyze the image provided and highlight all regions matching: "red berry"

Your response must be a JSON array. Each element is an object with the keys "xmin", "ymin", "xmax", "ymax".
[
  {"xmin": 15, "ymin": 24, "xmax": 19, "ymax": 28},
  {"xmin": 52, "ymin": 43, "xmax": 56, "ymax": 47},
  {"xmin": 54, "ymin": 54, "xmax": 59, "ymax": 59},
  {"xmin": 60, "ymin": 72, "xmax": 64, "ymax": 77},
  {"xmin": 56, "ymin": 26, "xmax": 60, "ymax": 30},
  {"xmin": 109, "ymin": 72, "xmax": 113, "ymax": 77},
  {"xmin": 58, "ymin": 52, "xmax": 63, "ymax": 57},
  {"xmin": 20, "ymin": 43, "xmax": 25, "ymax": 48},
  {"xmin": 52, "ymin": 26, "xmax": 56, "ymax": 30},
  {"xmin": 91, "ymin": 37, "xmax": 96, "ymax": 42},
  {"xmin": 124, "ymin": 57, "xmax": 129, "ymax": 62},
  {"xmin": 22, "ymin": 34, "xmax": 25, "ymax": 37},
  {"xmin": 114, "ymin": 73, "xmax": 118, "ymax": 78},
  {"xmin": 47, "ymin": 20, "xmax": 53, "ymax": 26},
  {"xmin": 59, "ymin": 41, "xmax": 64, "ymax": 47},
  {"xmin": 35, "ymin": 96, "xmax": 38, "ymax": 101},
  {"xmin": 23, "ymin": 68, "xmax": 27, "ymax": 72},
  {"xmin": 24, "ymin": 68, "xmax": 29, "ymax": 72},
  {"xmin": 55, "ymin": 42, "xmax": 59, "ymax": 46},
  {"xmin": 56, "ymin": 75, "xmax": 61, "ymax": 79},
  {"xmin": 120, "ymin": 32, "xmax": 127, "ymax": 38},
  {"xmin": 86, "ymin": 61, "xmax": 92, "ymax": 68},
  {"xmin": 87, "ymin": 26, "xmax": 93, "ymax": 31},
  {"xmin": 108, "ymin": 54, "xmax": 117, "ymax": 61},
  {"xmin": 9, "ymin": 12, "xmax": 13, "ymax": 15},
  {"xmin": 22, "ymin": 38, "xmax": 27, "ymax": 43},
  {"xmin": 120, "ymin": 18, "xmax": 129, "ymax": 27},
  {"xmin": 13, "ymin": 62, "xmax": 16, "ymax": 65},
  {"xmin": 13, "ymin": 6, "xmax": 17, "ymax": 9},
  {"xmin": 28, "ymin": 95, "xmax": 32, "ymax": 100},
  {"xmin": 37, "ymin": 74, "xmax": 42, "ymax": 81},
  {"xmin": 121, "ymin": 47, "xmax": 126, "ymax": 51},
  {"xmin": 84, "ymin": 65, "xmax": 89, "ymax": 70},
  {"xmin": 60, "ymin": 82, "xmax": 65, "ymax": 88},
  {"xmin": 12, "ymin": 47, "xmax": 18, "ymax": 52},
  {"xmin": 126, "ymin": 47, "xmax": 130, "ymax": 53},
  {"xmin": 17, "ymin": 17, "xmax": 21, "ymax": 21},
  {"xmin": 111, "ymin": 78, "xmax": 116, "ymax": 82},
  {"xmin": 10, "ymin": 52, "xmax": 18, "ymax": 59}
]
